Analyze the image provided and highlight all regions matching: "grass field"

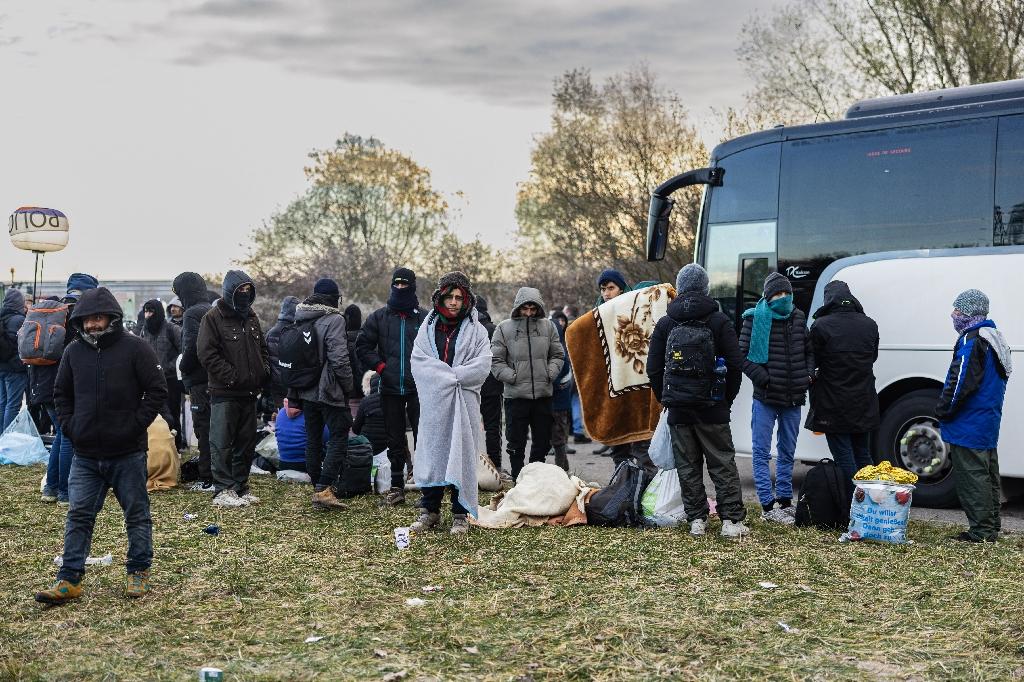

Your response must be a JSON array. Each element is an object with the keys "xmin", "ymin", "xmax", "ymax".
[{"xmin": 1, "ymin": 463, "xmax": 1022, "ymax": 681}]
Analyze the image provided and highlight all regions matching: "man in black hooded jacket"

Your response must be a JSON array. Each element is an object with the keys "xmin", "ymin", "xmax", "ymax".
[
  {"xmin": 36, "ymin": 287, "xmax": 167, "ymax": 604},
  {"xmin": 198, "ymin": 270, "xmax": 270, "ymax": 508},
  {"xmin": 172, "ymin": 272, "xmax": 215, "ymax": 492},
  {"xmin": 475, "ymin": 295, "xmax": 505, "ymax": 470},
  {"xmin": 138, "ymin": 298, "xmax": 183, "ymax": 447}
]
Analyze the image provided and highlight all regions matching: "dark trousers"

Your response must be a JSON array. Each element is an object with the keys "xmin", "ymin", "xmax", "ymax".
[
  {"xmin": 58, "ymin": 451, "xmax": 152, "ymax": 582},
  {"xmin": 949, "ymin": 443, "xmax": 1001, "ymax": 541},
  {"xmin": 611, "ymin": 439, "xmax": 654, "ymax": 471},
  {"xmin": 382, "ymin": 394, "xmax": 420, "ymax": 488},
  {"xmin": 189, "ymin": 383, "xmax": 212, "ymax": 483},
  {"xmin": 304, "ymin": 400, "xmax": 353, "ymax": 488},
  {"xmin": 505, "ymin": 397, "xmax": 552, "ymax": 480},
  {"xmin": 825, "ymin": 432, "xmax": 873, "ymax": 483},
  {"xmin": 210, "ymin": 397, "xmax": 258, "ymax": 494},
  {"xmin": 670, "ymin": 423, "xmax": 746, "ymax": 523},
  {"xmin": 421, "ymin": 485, "xmax": 468, "ymax": 514},
  {"xmin": 550, "ymin": 409, "xmax": 571, "ymax": 448},
  {"xmin": 165, "ymin": 376, "xmax": 184, "ymax": 450},
  {"xmin": 481, "ymin": 392, "xmax": 503, "ymax": 468}
]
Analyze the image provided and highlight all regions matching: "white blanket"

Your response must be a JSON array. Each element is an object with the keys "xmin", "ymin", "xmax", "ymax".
[
  {"xmin": 411, "ymin": 309, "xmax": 492, "ymax": 517},
  {"xmin": 595, "ymin": 284, "xmax": 672, "ymax": 397},
  {"xmin": 473, "ymin": 462, "xmax": 592, "ymax": 528}
]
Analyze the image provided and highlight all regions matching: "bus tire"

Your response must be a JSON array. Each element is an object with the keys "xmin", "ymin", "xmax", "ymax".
[{"xmin": 877, "ymin": 388, "xmax": 959, "ymax": 509}]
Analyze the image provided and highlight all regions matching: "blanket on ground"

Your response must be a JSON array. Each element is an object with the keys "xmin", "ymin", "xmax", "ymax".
[
  {"xmin": 411, "ymin": 309, "xmax": 492, "ymax": 517},
  {"xmin": 567, "ymin": 284, "xmax": 673, "ymax": 445},
  {"xmin": 146, "ymin": 416, "xmax": 179, "ymax": 492},
  {"xmin": 472, "ymin": 462, "xmax": 594, "ymax": 528}
]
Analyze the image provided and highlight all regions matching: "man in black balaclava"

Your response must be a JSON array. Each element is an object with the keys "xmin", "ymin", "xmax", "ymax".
[{"xmin": 138, "ymin": 299, "xmax": 183, "ymax": 447}]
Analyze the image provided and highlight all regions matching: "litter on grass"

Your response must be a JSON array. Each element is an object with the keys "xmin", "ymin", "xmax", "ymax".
[
  {"xmin": 183, "ymin": 513, "xmax": 198, "ymax": 521},
  {"xmin": 421, "ymin": 585, "xmax": 443, "ymax": 593},
  {"xmin": 758, "ymin": 581, "xmax": 779, "ymax": 589},
  {"xmin": 53, "ymin": 553, "xmax": 112, "ymax": 567},
  {"xmin": 405, "ymin": 598, "xmax": 426, "ymax": 607},
  {"xmin": 777, "ymin": 621, "xmax": 798, "ymax": 633},
  {"xmin": 304, "ymin": 636, "xmax": 325, "ymax": 644},
  {"xmin": 203, "ymin": 524, "xmax": 220, "ymax": 535}
]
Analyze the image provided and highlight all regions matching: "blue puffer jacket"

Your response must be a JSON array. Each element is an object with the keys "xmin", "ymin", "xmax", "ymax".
[{"xmin": 935, "ymin": 320, "xmax": 1011, "ymax": 450}]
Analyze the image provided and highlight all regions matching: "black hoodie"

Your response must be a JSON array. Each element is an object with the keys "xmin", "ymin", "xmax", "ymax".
[
  {"xmin": 54, "ymin": 287, "xmax": 168, "ymax": 459},
  {"xmin": 139, "ymin": 298, "xmax": 181, "ymax": 376},
  {"xmin": 647, "ymin": 293, "xmax": 745, "ymax": 425},
  {"xmin": 475, "ymin": 295, "xmax": 504, "ymax": 397},
  {"xmin": 197, "ymin": 270, "xmax": 270, "ymax": 399},
  {"xmin": 172, "ymin": 272, "xmax": 213, "ymax": 389}
]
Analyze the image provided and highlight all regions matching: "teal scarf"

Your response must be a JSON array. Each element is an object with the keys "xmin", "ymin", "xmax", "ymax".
[{"xmin": 742, "ymin": 295, "xmax": 794, "ymax": 364}]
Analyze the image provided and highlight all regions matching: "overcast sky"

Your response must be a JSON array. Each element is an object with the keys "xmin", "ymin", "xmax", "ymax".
[{"xmin": 0, "ymin": 0, "xmax": 776, "ymax": 284}]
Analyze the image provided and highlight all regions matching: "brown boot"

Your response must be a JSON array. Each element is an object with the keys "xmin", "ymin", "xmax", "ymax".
[
  {"xmin": 312, "ymin": 487, "xmax": 348, "ymax": 510},
  {"xmin": 554, "ymin": 445, "xmax": 569, "ymax": 472}
]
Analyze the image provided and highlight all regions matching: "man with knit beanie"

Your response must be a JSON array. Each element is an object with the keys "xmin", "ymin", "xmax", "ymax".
[
  {"xmin": 648, "ymin": 264, "xmax": 750, "ymax": 539},
  {"xmin": 409, "ymin": 272, "xmax": 492, "ymax": 534},
  {"xmin": 356, "ymin": 267, "xmax": 428, "ymax": 505},
  {"xmin": 936, "ymin": 289, "xmax": 1011, "ymax": 542},
  {"xmin": 739, "ymin": 272, "xmax": 813, "ymax": 526},
  {"xmin": 290, "ymin": 278, "xmax": 354, "ymax": 510}
]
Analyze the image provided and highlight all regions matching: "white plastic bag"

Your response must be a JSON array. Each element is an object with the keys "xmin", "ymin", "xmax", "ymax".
[
  {"xmin": 648, "ymin": 410, "xmax": 674, "ymax": 471},
  {"xmin": 372, "ymin": 450, "xmax": 391, "ymax": 494},
  {"xmin": 0, "ymin": 406, "xmax": 49, "ymax": 465},
  {"xmin": 255, "ymin": 432, "xmax": 280, "ymax": 466},
  {"xmin": 641, "ymin": 469, "xmax": 687, "ymax": 527}
]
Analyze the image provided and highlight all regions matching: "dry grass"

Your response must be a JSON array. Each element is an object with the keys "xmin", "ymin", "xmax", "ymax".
[{"xmin": 1, "ymin": 463, "xmax": 1022, "ymax": 681}]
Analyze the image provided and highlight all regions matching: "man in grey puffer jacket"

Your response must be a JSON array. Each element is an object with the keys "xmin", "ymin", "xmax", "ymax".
[
  {"xmin": 491, "ymin": 287, "xmax": 565, "ymax": 480},
  {"xmin": 293, "ymin": 278, "xmax": 354, "ymax": 510}
]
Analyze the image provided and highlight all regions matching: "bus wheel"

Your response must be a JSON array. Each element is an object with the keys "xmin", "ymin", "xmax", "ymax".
[{"xmin": 877, "ymin": 388, "xmax": 959, "ymax": 509}]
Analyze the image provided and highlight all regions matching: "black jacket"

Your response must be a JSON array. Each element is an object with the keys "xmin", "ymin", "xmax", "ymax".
[
  {"xmin": 197, "ymin": 271, "xmax": 270, "ymax": 399},
  {"xmin": 353, "ymin": 391, "xmax": 387, "ymax": 454},
  {"xmin": 804, "ymin": 282, "xmax": 880, "ymax": 434},
  {"xmin": 0, "ymin": 289, "xmax": 26, "ymax": 373},
  {"xmin": 173, "ymin": 272, "xmax": 213, "ymax": 389},
  {"xmin": 345, "ymin": 304, "xmax": 364, "ymax": 399},
  {"xmin": 648, "ymin": 294, "xmax": 744, "ymax": 425},
  {"xmin": 739, "ymin": 307, "xmax": 814, "ymax": 408},
  {"xmin": 266, "ymin": 295, "xmax": 299, "ymax": 396},
  {"xmin": 355, "ymin": 305, "xmax": 428, "ymax": 396},
  {"xmin": 54, "ymin": 288, "xmax": 168, "ymax": 459},
  {"xmin": 475, "ymin": 298, "xmax": 504, "ymax": 398},
  {"xmin": 138, "ymin": 301, "xmax": 182, "ymax": 379}
]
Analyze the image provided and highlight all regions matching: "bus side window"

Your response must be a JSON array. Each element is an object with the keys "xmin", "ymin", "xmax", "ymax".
[
  {"xmin": 996, "ymin": 115, "xmax": 1024, "ymax": 246},
  {"xmin": 740, "ymin": 256, "xmax": 771, "ymax": 313}
]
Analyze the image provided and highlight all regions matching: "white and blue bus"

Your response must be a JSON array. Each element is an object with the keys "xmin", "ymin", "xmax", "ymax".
[{"xmin": 648, "ymin": 79, "xmax": 1024, "ymax": 507}]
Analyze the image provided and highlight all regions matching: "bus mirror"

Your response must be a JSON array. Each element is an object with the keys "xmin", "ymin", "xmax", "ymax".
[{"xmin": 647, "ymin": 194, "xmax": 674, "ymax": 261}]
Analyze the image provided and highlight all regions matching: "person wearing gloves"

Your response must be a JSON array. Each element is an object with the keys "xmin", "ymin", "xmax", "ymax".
[
  {"xmin": 409, "ymin": 272, "xmax": 492, "ymax": 535},
  {"xmin": 490, "ymin": 287, "xmax": 565, "ymax": 481},
  {"xmin": 647, "ymin": 264, "xmax": 749, "ymax": 539},
  {"xmin": 936, "ymin": 289, "xmax": 1011, "ymax": 543},
  {"xmin": 197, "ymin": 270, "xmax": 271, "ymax": 508},
  {"xmin": 739, "ymin": 272, "xmax": 813, "ymax": 526}
]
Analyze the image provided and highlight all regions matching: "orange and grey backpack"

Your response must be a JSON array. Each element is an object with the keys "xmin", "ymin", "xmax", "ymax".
[{"xmin": 18, "ymin": 301, "xmax": 70, "ymax": 365}]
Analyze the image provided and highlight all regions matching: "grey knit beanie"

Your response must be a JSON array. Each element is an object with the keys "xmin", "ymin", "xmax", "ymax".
[
  {"xmin": 675, "ymin": 263, "xmax": 710, "ymax": 295},
  {"xmin": 953, "ymin": 289, "xmax": 989, "ymax": 317},
  {"xmin": 763, "ymin": 272, "xmax": 793, "ymax": 299}
]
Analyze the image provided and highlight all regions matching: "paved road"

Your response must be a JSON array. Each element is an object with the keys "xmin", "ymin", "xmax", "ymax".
[{"xmin": 555, "ymin": 439, "xmax": 1024, "ymax": 533}]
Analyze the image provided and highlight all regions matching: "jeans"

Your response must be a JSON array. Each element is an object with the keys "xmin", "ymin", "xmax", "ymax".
[
  {"xmin": 750, "ymin": 399, "xmax": 801, "ymax": 508},
  {"xmin": 57, "ymin": 451, "xmax": 152, "ymax": 582},
  {"xmin": 303, "ymin": 400, "xmax": 352, "ymax": 488},
  {"xmin": 505, "ymin": 397, "xmax": 552, "ymax": 480},
  {"xmin": 671, "ymin": 423, "xmax": 746, "ymax": 523},
  {"xmin": 189, "ymin": 383, "xmax": 212, "ymax": 483},
  {"xmin": 44, "ymin": 404, "xmax": 75, "ymax": 498},
  {"xmin": 480, "ymin": 392, "xmax": 503, "ymax": 468},
  {"xmin": 382, "ymin": 394, "xmax": 420, "ymax": 488},
  {"xmin": 571, "ymin": 392, "xmax": 584, "ymax": 435},
  {"xmin": 949, "ymin": 444, "xmax": 1001, "ymax": 541},
  {"xmin": 825, "ymin": 432, "xmax": 873, "ymax": 483},
  {"xmin": 0, "ymin": 370, "xmax": 27, "ymax": 432},
  {"xmin": 210, "ymin": 397, "xmax": 258, "ymax": 494},
  {"xmin": 421, "ymin": 485, "xmax": 468, "ymax": 514}
]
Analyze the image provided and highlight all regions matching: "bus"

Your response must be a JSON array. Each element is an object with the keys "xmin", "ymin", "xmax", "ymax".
[{"xmin": 647, "ymin": 79, "xmax": 1024, "ymax": 507}]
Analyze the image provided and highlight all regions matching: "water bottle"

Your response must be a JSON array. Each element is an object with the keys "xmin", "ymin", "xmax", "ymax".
[{"xmin": 712, "ymin": 357, "xmax": 727, "ymax": 401}]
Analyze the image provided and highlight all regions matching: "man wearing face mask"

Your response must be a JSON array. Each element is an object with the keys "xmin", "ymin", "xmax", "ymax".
[
  {"xmin": 35, "ymin": 287, "xmax": 167, "ymax": 604},
  {"xmin": 739, "ymin": 272, "xmax": 814, "ymax": 526},
  {"xmin": 198, "ymin": 270, "xmax": 271, "ymax": 508},
  {"xmin": 138, "ymin": 299, "xmax": 183, "ymax": 446}
]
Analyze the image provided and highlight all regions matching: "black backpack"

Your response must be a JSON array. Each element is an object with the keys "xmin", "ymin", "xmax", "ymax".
[
  {"xmin": 277, "ymin": 318, "xmax": 321, "ymax": 389},
  {"xmin": 0, "ymin": 312, "xmax": 16, "ymax": 362},
  {"xmin": 336, "ymin": 436, "xmax": 374, "ymax": 498},
  {"xmin": 586, "ymin": 461, "xmax": 654, "ymax": 527},
  {"xmin": 661, "ymin": 320, "xmax": 716, "ymax": 409},
  {"xmin": 795, "ymin": 459, "xmax": 854, "ymax": 530}
]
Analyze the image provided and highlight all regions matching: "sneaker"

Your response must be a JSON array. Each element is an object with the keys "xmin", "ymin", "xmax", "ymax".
[
  {"xmin": 594, "ymin": 445, "xmax": 611, "ymax": 456},
  {"xmin": 125, "ymin": 570, "xmax": 151, "ymax": 599},
  {"xmin": 573, "ymin": 434, "xmax": 592, "ymax": 444},
  {"xmin": 410, "ymin": 510, "xmax": 440, "ymax": 533},
  {"xmin": 35, "ymin": 579, "xmax": 83, "ymax": 605},
  {"xmin": 188, "ymin": 481, "xmax": 216, "ymax": 494},
  {"xmin": 721, "ymin": 520, "xmax": 751, "ymax": 539},
  {"xmin": 689, "ymin": 518, "xmax": 707, "ymax": 537},
  {"xmin": 761, "ymin": 507, "xmax": 795, "ymax": 526},
  {"xmin": 952, "ymin": 531, "xmax": 995, "ymax": 543},
  {"xmin": 312, "ymin": 487, "xmax": 348, "ymax": 510},
  {"xmin": 782, "ymin": 505, "xmax": 797, "ymax": 520},
  {"xmin": 41, "ymin": 486, "xmax": 58, "ymax": 503},
  {"xmin": 56, "ymin": 494, "xmax": 69, "ymax": 508},
  {"xmin": 249, "ymin": 463, "xmax": 271, "ymax": 476},
  {"xmin": 565, "ymin": 446, "xmax": 577, "ymax": 455},
  {"xmin": 382, "ymin": 486, "xmax": 406, "ymax": 506},
  {"xmin": 239, "ymin": 492, "xmax": 261, "ymax": 505},
  {"xmin": 212, "ymin": 490, "xmax": 247, "ymax": 508},
  {"xmin": 450, "ymin": 514, "xmax": 470, "ymax": 535}
]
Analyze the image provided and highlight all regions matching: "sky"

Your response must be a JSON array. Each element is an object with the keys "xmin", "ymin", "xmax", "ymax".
[{"xmin": 0, "ymin": 0, "xmax": 777, "ymax": 284}]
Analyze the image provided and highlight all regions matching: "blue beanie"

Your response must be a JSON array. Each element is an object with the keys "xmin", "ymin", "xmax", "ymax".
[
  {"xmin": 596, "ymin": 269, "xmax": 629, "ymax": 292},
  {"xmin": 66, "ymin": 273, "xmax": 99, "ymax": 300},
  {"xmin": 314, "ymin": 278, "xmax": 340, "ymax": 297}
]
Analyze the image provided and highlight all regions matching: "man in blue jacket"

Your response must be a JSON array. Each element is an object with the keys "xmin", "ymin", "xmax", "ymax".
[{"xmin": 935, "ymin": 289, "xmax": 1011, "ymax": 543}]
